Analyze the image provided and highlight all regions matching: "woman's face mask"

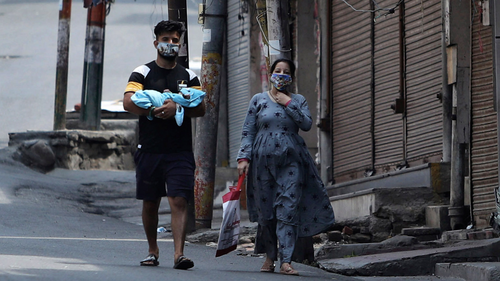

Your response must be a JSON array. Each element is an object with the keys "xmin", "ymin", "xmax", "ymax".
[
  {"xmin": 270, "ymin": 73, "xmax": 292, "ymax": 91},
  {"xmin": 157, "ymin": 42, "xmax": 179, "ymax": 58}
]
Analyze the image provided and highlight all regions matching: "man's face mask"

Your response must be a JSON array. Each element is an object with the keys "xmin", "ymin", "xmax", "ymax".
[
  {"xmin": 157, "ymin": 42, "xmax": 179, "ymax": 58},
  {"xmin": 270, "ymin": 73, "xmax": 292, "ymax": 91}
]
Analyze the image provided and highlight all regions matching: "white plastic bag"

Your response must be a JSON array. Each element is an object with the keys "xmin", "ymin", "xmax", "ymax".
[{"xmin": 215, "ymin": 174, "xmax": 245, "ymax": 257}]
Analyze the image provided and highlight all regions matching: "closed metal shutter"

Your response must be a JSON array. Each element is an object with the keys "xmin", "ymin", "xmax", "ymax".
[
  {"xmin": 470, "ymin": 6, "xmax": 497, "ymax": 228},
  {"xmin": 331, "ymin": 0, "xmax": 373, "ymax": 180},
  {"xmin": 404, "ymin": 0, "xmax": 443, "ymax": 162},
  {"xmin": 227, "ymin": 0, "xmax": 251, "ymax": 168},
  {"xmin": 373, "ymin": 0, "xmax": 403, "ymax": 168}
]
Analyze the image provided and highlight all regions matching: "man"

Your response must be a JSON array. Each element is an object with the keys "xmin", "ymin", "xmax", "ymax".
[{"xmin": 123, "ymin": 20, "xmax": 205, "ymax": 270}]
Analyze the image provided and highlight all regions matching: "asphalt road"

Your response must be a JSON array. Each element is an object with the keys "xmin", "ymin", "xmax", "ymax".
[
  {"xmin": 0, "ymin": 0, "xmax": 203, "ymax": 148},
  {"xmin": 0, "ymin": 147, "xmax": 360, "ymax": 281}
]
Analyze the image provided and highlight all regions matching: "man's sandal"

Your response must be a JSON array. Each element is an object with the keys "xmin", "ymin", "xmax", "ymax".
[
  {"xmin": 280, "ymin": 263, "xmax": 299, "ymax": 276},
  {"xmin": 173, "ymin": 255, "xmax": 194, "ymax": 270},
  {"xmin": 140, "ymin": 254, "xmax": 159, "ymax": 266}
]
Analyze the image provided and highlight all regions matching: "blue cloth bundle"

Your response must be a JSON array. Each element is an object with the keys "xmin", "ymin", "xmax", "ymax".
[{"xmin": 131, "ymin": 88, "xmax": 206, "ymax": 126}]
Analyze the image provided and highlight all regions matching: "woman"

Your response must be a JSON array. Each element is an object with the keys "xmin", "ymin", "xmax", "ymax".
[{"xmin": 237, "ymin": 58, "xmax": 335, "ymax": 275}]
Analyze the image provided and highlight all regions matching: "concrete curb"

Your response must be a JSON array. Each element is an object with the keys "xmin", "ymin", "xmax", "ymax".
[
  {"xmin": 435, "ymin": 262, "xmax": 500, "ymax": 281},
  {"xmin": 318, "ymin": 238, "xmax": 500, "ymax": 276}
]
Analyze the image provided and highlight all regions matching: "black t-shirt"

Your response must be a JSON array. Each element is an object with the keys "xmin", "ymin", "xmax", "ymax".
[{"xmin": 125, "ymin": 60, "xmax": 201, "ymax": 153}]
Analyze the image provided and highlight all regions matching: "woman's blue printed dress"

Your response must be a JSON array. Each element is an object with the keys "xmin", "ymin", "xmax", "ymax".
[{"xmin": 237, "ymin": 92, "xmax": 335, "ymax": 237}]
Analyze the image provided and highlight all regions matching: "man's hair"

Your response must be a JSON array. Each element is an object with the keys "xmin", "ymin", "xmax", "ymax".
[{"xmin": 154, "ymin": 20, "xmax": 186, "ymax": 39}]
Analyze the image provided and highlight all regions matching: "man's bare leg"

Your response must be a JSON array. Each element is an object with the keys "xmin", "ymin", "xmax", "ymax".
[
  {"xmin": 167, "ymin": 196, "xmax": 188, "ymax": 262},
  {"xmin": 142, "ymin": 198, "xmax": 161, "ymax": 258}
]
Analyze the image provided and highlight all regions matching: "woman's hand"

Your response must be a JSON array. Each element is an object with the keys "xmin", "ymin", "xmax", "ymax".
[
  {"xmin": 237, "ymin": 160, "xmax": 249, "ymax": 176},
  {"xmin": 273, "ymin": 91, "xmax": 292, "ymax": 106}
]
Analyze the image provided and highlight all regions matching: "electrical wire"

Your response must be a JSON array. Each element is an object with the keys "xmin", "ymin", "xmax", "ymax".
[
  {"xmin": 149, "ymin": 0, "xmax": 168, "ymax": 39},
  {"xmin": 342, "ymin": 0, "xmax": 404, "ymax": 18},
  {"xmin": 105, "ymin": 0, "xmax": 114, "ymax": 16},
  {"xmin": 253, "ymin": 3, "xmax": 292, "ymax": 53}
]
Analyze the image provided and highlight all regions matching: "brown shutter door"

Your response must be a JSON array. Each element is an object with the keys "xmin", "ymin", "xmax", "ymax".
[
  {"xmin": 373, "ymin": 1, "xmax": 403, "ymax": 169},
  {"xmin": 470, "ymin": 7, "xmax": 497, "ymax": 228},
  {"xmin": 331, "ymin": 0, "xmax": 373, "ymax": 182},
  {"xmin": 404, "ymin": 0, "xmax": 443, "ymax": 163}
]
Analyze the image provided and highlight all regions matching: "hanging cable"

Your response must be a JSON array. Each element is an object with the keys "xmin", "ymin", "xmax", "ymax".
[
  {"xmin": 253, "ymin": 2, "xmax": 292, "ymax": 53},
  {"xmin": 105, "ymin": 0, "xmax": 114, "ymax": 16},
  {"xmin": 342, "ymin": 0, "xmax": 404, "ymax": 20}
]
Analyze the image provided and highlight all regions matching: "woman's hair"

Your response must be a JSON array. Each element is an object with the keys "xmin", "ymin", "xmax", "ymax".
[
  {"xmin": 270, "ymin": 58, "xmax": 296, "ymax": 77},
  {"xmin": 154, "ymin": 20, "xmax": 186, "ymax": 39}
]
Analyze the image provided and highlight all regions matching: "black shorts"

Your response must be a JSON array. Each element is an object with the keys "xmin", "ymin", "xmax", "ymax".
[{"xmin": 134, "ymin": 150, "xmax": 195, "ymax": 202}]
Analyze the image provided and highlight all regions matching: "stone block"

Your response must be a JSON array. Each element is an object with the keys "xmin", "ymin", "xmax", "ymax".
[
  {"xmin": 402, "ymin": 227, "xmax": 441, "ymax": 236},
  {"xmin": 440, "ymin": 229, "xmax": 472, "ymax": 242},
  {"xmin": 401, "ymin": 227, "xmax": 441, "ymax": 241},
  {"xmin": 350, "ymin": 233, "xmax": 371, "ymax": 243},
  {"xmin": 436, "ymin": 262, "xmax": 500, "ymax": 281},
  {"xmin": 327, "ymin": 231, "xmax": 343, "ymax": 242},
  {"xmin": 19, "ymin": 140, "xmax": 56, "ymax": 171},
  {"xmin": 331, "ymin": 187, "xmax": 434, "ymax": 224},
  {"xmin": 467, "ymin": 230, "xmax": 498, "ymax": 240},
  {"xmin": 426, "ymin": 205, "xmax": 451, "ymax": 231},
  {"xmin": 342, "ymin": 226, "xmax": 353, "ymax": 235}
]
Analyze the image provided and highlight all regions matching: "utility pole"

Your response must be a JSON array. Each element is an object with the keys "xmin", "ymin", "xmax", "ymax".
[
  {"xmin": 445, "ymin": 0, "xmax": 471, "ymax": 230},
  {"xmin": 265, "ymin": 0, "xmax": 291, "ymax": 61},
  {"xmin": 53, "ymin": 0, "xmax": 72, "ymax": 130},
  {"xmin": 194, "ymin": 0, "xmax": 227, "ymax": 229},
  {"xmin": 168, "ymin": 0, "xmax": 196, "ymax": 233},
  {"xmin": 168, "ymin": 0, "xmax": 189, "ymax": 68},
  {"xmin": 80, "ymin": 1, "xmax": 107, "ymax": 130}
]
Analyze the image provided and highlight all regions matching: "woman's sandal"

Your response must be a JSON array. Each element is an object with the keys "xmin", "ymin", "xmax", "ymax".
[
  {"xmin": 280, "ymin": 263, "xmax": 299, "ymax": 276},
  {"xmin": 140, "ymin": 254, "xmax": 159, "ymax": 266},
  {"xmin": 260, "ymin": 259, "xmax": 276, "ymax": 273}
]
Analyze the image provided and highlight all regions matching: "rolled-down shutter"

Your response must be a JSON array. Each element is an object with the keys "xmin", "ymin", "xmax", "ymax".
[
  {"xmin": 470, "ymin": 4, "xmax": 497, "ymax": 228},
  {"xmin": 404, "ymin": 0, "xmax": 443, "ymax": 162},
  {"xmin": 331, "ymin": 0, "xmax": 373, "ymax": 181},
  {"xmin": 373, "ymin": 0, "xmax": 403, "ymax": 168},
  {"xmin": 227, "ymin": 0, "xmax": 250, "ymax": 168}
]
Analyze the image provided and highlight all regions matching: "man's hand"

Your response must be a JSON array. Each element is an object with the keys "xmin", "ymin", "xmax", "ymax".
[{"xmin": 154, "ymin": 99, "xmax": 176, "ymax": 119}]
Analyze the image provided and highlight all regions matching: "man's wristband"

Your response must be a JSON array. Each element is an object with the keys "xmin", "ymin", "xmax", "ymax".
[{"xmin": 148, "ymin": 106, "xmax": 156, "ymax": 120}]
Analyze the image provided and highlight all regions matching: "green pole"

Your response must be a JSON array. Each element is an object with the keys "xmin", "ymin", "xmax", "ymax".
[{"xmin": 80, "ymin": 1, "xmax": 106, "ymax": 130}]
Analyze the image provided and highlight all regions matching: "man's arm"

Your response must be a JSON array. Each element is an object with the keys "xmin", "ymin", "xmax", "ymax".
[
  {"xmin": 123, "ymin": 91, "xmax": 177, "ymax": 119},
  {"xmin": 184, "ymin": 99, "xmax": 206, "ymax": 117},
  {"xmin": 123, "ymin": 92, "xmax": 149, "ymax": 116}
]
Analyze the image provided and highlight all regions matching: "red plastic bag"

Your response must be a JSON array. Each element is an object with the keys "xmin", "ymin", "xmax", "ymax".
[{"xmin": 215, "ymin": 173, "xmax": 245, "ymax": 257}]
